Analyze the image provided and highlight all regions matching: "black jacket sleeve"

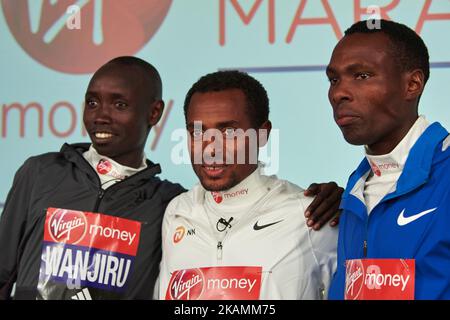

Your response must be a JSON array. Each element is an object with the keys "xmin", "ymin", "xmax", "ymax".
[{"xmin": 0, "ymin": 158, "xmax": 38, "ymax": 299}]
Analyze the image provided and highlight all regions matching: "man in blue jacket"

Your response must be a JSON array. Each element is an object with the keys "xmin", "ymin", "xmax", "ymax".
[{"xmin": 326, "ymin": 19, "xmax": 450, "ymax": 299}]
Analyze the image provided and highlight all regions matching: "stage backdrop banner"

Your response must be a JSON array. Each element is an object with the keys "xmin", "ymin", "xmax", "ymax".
[{"xmin": 1, "ymin": 0, "xmax": 450, "ymax": 211}]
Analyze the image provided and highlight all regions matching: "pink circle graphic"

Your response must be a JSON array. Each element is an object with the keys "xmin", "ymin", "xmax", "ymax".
[
  {"xmin": 2, "ymin": 0, "xmax": 173, "ymax": 74},
  {"xmin": 96, "ymin": 158, "xmax": 112, "ymax": 175}
]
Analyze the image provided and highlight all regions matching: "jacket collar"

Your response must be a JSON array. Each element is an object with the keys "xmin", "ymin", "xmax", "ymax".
[
  {"xmin": 340, "ymin": 122, "xmax": 449, "ymax": 215},
  {"xmin": 60, "ymin": 143, "xmax": 162, "ymax": 187}
]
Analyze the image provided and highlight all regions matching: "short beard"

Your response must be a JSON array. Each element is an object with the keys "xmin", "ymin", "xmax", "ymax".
[{"xmin": 199, "ymin": 173, "xmax": 238, "ymax": 192}]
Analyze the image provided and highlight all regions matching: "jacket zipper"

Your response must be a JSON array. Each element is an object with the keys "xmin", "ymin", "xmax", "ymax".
[
  {"xmin": 211, "ymin": 184, "xmax": 283, "ymax": 263},
  {"xmin": 364, "ymin": 206, "xmax": 370, "ymax": 257},
  {"xmin": 217, "ymin": 241, "xmax": 223, "ymax": 260},
  {"xmin": 93, "ymin": 189, "xmax": 105, "ymax": 212},
  {"xmin": 363, "ymin": 240, "xmax": 368, "ymax": 257}
]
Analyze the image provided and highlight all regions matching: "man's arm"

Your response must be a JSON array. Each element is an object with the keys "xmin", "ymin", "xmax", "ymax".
[
  {"xmin": 0, "ymin": 159, "xmax": 37, "ymax": 299},
  {"xmin": 304, "ymin": 182, "xmax": 344, "ymax": 230}
]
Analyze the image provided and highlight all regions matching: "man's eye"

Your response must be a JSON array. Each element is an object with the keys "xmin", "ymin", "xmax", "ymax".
[
  {"xmin": 223, "ymin": 128, "xmax": 236, "ymax": 138},
  {"xmin": 86, "ymin": 100, "xmax": 98, "ymax": 108},
  {"xmin": 355, "ymin": 72, "xmax": 371, "ymax": 80},
  {"xmin": 115, "ymin": 102, "xmax": 128, "ymax": 109},
  {"xmin": 328, "ymin": 77, "xmax": 338, "ymax": 85}
]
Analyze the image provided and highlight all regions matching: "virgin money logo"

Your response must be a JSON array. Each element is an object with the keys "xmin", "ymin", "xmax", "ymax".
[
  {"xmin": 369, "ymin": 160, "xmax": 381, "ymax": 177},
  {"xmin": 224, "ymin": 188, "xmax": 248, "ymax": 199},
  {"xmin": 211, "ymin": 192, "xmax": 223, "ymax": 204},
  {"xmin": 48, "ymin": 208, "xmax": 87, "ymax": 244},
  {"xmin": 169, "ymin": 269, "xmax": 205, "ymax": 300},
  {"xmin": 2, "ymin": 0, "xmax": 173, "ymax": 73},
  {"xmin": 96, "ymin": 158, "xmax": 111, "ymax": 175},
  {"xmin": 345, "ymin": 258, "xmax": 415, "ymax": 300},
  {"xmin": 345, "ymin": 259, "xmax": 364, "ymax": 300}
]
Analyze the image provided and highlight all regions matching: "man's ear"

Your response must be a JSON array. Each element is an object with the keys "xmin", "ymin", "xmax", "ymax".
[
  {"xmin": 258, "ymin": 120, "xmax": 272, "ymax": 148},
  {"xmin": 405, "ymin": 69, "xmax": 425, "ymax": 101},
  {"xmin": 148, "ymin": 100, "xmax": 165, "ymax": 127}
]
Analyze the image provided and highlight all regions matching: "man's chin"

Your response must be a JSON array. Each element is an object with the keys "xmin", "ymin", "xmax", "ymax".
[
  {"xmin": 341, "ymin": 130, "xmax": 367, "ymax": 146},
  {"xmin": 91, "ymin": 144, "xmax": 116, "ymax": 158},
  {"xmin": 343, "ymin": 135, "xmax": 367, "ymax": 146},
  {"xmin": 199, "ymin": 178, "xmax": 234, "ymax": 192}
]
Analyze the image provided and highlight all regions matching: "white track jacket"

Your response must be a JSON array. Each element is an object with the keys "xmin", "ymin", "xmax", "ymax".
[{"xmin": 158, "ymin": 169, "xmax": 337, "ymax": 300}]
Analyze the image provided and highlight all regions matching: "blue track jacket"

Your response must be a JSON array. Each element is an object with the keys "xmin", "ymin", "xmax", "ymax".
[{"xmin": 329, "ymin": 122, "xmax": 450, "ymax": 300}]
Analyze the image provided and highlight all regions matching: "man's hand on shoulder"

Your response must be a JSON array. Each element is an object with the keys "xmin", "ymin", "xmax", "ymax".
[{"xmin": 303, "ymin": 182, "xmax": 343, "ymax": 230}]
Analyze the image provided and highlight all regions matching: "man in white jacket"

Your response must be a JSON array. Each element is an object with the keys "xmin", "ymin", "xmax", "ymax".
[{"xmin": 158, "ymin": 70, "xmax": 338, "ymax": 300}]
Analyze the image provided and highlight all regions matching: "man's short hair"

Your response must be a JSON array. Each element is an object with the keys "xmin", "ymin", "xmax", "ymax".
[
  {"xmin": 105, "ymin": 56, "xmax": 163, "ymax": 100},
  {"xmin": 183, "ymin": 70, "xmax": 269, "ymax": 127},
  {"xmin": 345, "ymin": 19, "xmax": 430, "ymax": 83}
]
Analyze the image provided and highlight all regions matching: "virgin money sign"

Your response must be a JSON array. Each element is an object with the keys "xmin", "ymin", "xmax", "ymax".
[
  {"xmin": 345, "ymin": 259, "xmax": 415, "ymax": 300},
  {"xmin": 166, "ymin": 266, "xmax": 262, "ymax": 300},
  {"xmin": 2, "ymin": 0, "xmax": 172, "ymax": 73},
  {"xmin": 38, "ymin": 208, "xmax": 141, "ymax": 299}
]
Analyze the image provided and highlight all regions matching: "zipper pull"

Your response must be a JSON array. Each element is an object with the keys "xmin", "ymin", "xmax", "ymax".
[
  {"xmin": 217, "ymin": 241, "xmax": 223, "ymax": 260},
  {"xmin": 363, "ymin": 240, "xmax": 368, "ymax": 257},
  {"xmin": 93, "ymin": 190, "xmax": 105, "ymax": 212}
]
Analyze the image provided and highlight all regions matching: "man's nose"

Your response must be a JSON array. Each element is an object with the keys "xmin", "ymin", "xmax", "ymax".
[
  {"xmin": 203, "ymin": 135, "xmax": 224, "ymax": 163},
  {"xmin": 93, "ymin": 104, "xmax": 112, "ymax": 124},
  {"xmin": 330, "ymin": 80, "xmax": 353, "ymax": 106}
]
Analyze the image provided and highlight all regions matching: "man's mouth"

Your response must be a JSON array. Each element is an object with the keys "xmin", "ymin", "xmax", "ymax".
[
  {"xmin": 335, "ymin": 112, "xmax": 360, "ymax": 127},
  {"xmin": 202, "ymin": 165, "xmax": 227, "ymax": 178},
  {"xmin": 95, "ymin": 132, "xmax": 113, "ymax": 139},
  {"xmin": 91, "ymin": 131, "xmax": 115, "ymax": 144}
]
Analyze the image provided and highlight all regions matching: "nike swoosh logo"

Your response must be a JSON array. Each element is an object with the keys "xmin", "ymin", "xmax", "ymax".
[
  {"xmin": 253, "ymin": 220, "xmax": 284, "ymax": 231},
  {"xmin": 397, "ymin": 208, "xmax": 437, "ymax": 226}
]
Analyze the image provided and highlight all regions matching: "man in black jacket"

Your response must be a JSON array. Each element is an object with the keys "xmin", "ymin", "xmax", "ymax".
[
  {"xmin": 0, "ymin": 57, "xmax": 341, "ymax": 300},
  {"xmin": 0, "ymin": 56, "xmax": 186, "ymax": 299}
]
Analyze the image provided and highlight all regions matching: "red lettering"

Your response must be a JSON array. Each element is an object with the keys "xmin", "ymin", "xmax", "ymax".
[
  {"xmin": 48, "ymin": 102, "xmax": 77, "ymax": 138},
  {"xmin": 150, "ymin": 99, "xmax": 173, "ymax": 151},
  {"xmin": 2, "ymin": 102, "xmax": 43, "ymax": 137},
  {"xmin": 416, "ymin": 0, "xmax": 450, "ymax": 34},
  {"xmin": 354, "ymin": 0, "xmax": 400, "ymax": 22},
  {"xmin": 1, "ymin": 99, "xmax": 174, "ymax": 141},
  {"xmin": 286, "ymin": 0, "xmax": 342, "ymax": 43},
  {"xmin": 219, "ymin": 0, "xmax": 275, "ymax": 45}
]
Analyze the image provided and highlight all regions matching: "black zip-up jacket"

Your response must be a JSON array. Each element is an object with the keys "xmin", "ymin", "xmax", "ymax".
[{"xmin": 0, "ymin": 143, "xmax": 185, "ymax": 299}]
